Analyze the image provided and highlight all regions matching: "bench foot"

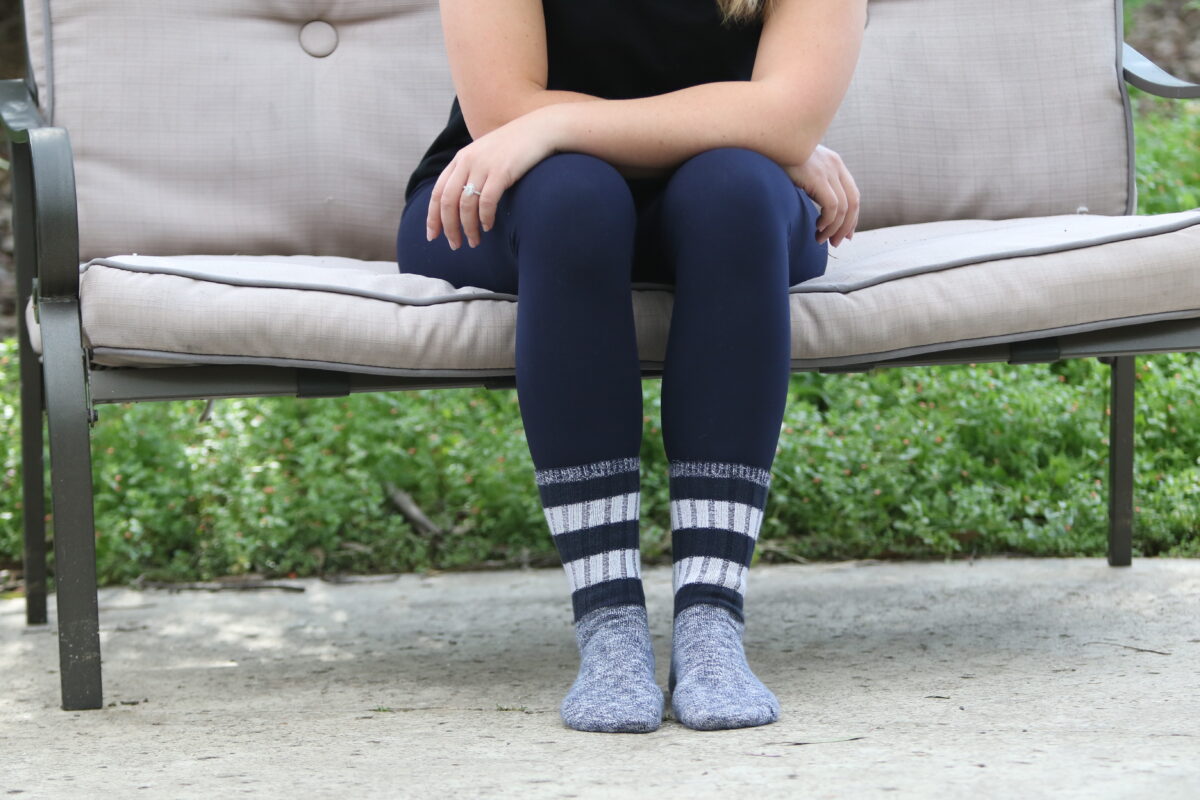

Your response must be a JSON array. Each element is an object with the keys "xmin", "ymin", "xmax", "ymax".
[{"xmin": 1106, "ymin": 356, "xmax": 1134, "ymax": 567}]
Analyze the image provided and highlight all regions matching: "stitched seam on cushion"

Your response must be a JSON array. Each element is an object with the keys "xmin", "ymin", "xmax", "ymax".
[
  {"xmin": 790, "ymin": 213, "xmax": 1200, "ymax": 294},
  {"xmin": 82, "ymin": 258, "xmax": 679, "ymax": 305}
]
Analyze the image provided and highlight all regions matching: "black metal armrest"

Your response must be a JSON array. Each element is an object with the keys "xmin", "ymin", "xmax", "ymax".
[
  {"xmin": 1, "ymin": 79, "xmax": 81, "ymax": 302},
  {"xmin": 0, "ymin": 78, "xmax": 46, "ymax": 141},
  {"xmin": 1123, "ymin": 43, "xmax": 1200, "ymax": 100}
]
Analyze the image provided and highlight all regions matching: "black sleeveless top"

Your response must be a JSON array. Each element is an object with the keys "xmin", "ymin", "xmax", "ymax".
[{"xmin": 404, "ymin": 0, "xmax": 763, "ymax": 202}]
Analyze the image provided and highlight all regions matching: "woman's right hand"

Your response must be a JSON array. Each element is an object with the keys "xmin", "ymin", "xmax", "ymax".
[{"xmin": 783, "ymin": 144, "xmax": 860, "ymax": 248}]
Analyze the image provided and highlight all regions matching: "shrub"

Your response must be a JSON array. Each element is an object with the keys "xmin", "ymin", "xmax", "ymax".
[
  {"xmin": 3, "ymin": 339, "xmax": 1199, "ymax": 586},
  {"xmin": 1, "ymin": 60, "xmax": 1197, "ymax": 584}
]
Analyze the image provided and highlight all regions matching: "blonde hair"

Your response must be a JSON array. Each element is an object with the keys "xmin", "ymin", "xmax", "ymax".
[
  {"xmin": 718, "ymin": 0, "xmax": 871, "ymax": 26},
  {"xmin": 716, "ymin": 0, "xmax": 772, "ymax": 24}
]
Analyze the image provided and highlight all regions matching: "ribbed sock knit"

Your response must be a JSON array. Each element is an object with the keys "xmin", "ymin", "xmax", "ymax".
[
  {"xmin": 535, "ymin": 456, "xmax": 646, "ymax": 621},
  {"xmin": 669, "ymin": 603, "xmax": 780, "ymax": 730},
  {"xmin": 560, "ymin": 604, "xmax": 663, "ymax": 733},
  {"xmin": 536, "ymin": 457, "xmax": 661, "ymax": 733},
  {"xmin": 667, "ymin": 459, "xmax": 780, "ymax": 730}
]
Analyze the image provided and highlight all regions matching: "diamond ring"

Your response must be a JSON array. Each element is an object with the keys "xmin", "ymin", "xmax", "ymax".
[{"xmin": 462, "ymin": 182, "xmax": 481, "ymax": 198}]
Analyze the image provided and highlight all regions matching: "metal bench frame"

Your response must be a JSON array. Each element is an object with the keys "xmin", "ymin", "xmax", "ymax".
[{"xmin": 3, "ymin": 40, "xmax": 1198, "ymax": 710}]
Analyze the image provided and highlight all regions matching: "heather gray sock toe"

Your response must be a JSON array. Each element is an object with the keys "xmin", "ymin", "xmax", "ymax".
[
  {"xmin": 560, "ymin": 604, "xmax": 664, "ymax": 733},
  {"xmin": 669, "ymin": 603, "xmax": 781, "ymax": 731}
]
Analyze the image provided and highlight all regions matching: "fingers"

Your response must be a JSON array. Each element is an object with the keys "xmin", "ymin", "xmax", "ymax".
[
  {"xmin": 477, "ymin": 175, "xmax": 502, "ymax": 235},
  {"xmin": 438, "ymin": 161, "xmax": 468, "ymax": 250},
  {"xmin": 425, "ymin": 165, "xmax": 450, "ymax": 245},
  {"xmin": 830, "ymin": 161, "xmax": 861, "ymax": 247},
  {"xmin": 459, "ymin": 174, "xmax": 486, "ymax": 249},
  {"xmin": 426, "ymin": 153, "xmax": 502, "ymax": 250},
  {"xmin": 815, "ymin": 175, "xmax": 847, "ymax": 246},
  {"xmin": 811, "ymin": 182, "xmax": 837, "ymax": 240}
]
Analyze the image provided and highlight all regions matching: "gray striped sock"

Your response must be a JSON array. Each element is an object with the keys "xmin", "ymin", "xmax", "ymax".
[
  {"xmin": 666, "ymin": 459, "xmax": 779, "ymax": 730},
  {"xmin": 669, "ymin": 602, "xmax": 780, "ymax": 730},
  {"xmin": 668, "ymin": 459, "xmax": 770, "ymax": 620},
  {"xmin": 560, "ymin": 603, "xmax": 663, "ymax": 733},
  {"xmin": 535, "ymin": 457, "xmax": 661, "ymax": 732},
  {"xmin": 535, "ymin": 457, "xmax": 646, "ymax": 622}
]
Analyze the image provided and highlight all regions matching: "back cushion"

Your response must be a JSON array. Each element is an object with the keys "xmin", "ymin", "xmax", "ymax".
[
  {"xmin": 823, "ymin": 0, "xmax": 1134, "ymax": 229},
  {"xmin": 25, "ymin": 0, "xmax": 1134, "ymax": 261},
  {"xmin": 25, "ymin": 0, "xmax": 455, "ymax": 262}
]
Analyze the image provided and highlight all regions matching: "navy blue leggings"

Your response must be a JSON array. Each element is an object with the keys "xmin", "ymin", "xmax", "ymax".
[{"xmin": 396, "ymin": 147, "xmax": 827, "ymax": 474}]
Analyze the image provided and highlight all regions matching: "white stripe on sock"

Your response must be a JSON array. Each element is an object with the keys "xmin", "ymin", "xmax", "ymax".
[
  {"xmin": 544, "ymin": 491, "xmax": 640, "ymax": 537},
  {"xmin": 564, "ymin": 548, "xmax": 642, "ymax": 594},
  {"xmin": 669, "ymin": 498, "xmax": 763, "ymax": 539},
  {"xmin": 673, "ymin": 556, "xmax": 748, "ymax": 596}
]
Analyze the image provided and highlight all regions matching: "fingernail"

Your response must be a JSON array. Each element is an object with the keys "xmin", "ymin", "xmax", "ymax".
[
  {"xmin": 426, "ymin": 226, "xmax": 434, "ymax": 242},
  {"xmin": 449, "ymin": 241, "xmax": 459, "ymax": 251},
  {"xmin": 482, "ymin": 222, "xmax": 491, "ymax": 233}
]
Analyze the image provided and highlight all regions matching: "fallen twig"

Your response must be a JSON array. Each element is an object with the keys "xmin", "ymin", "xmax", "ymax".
[
  {"xmin": 385, "ymin": 483, "xmax": 443, "ymax": 537},
  {"xmin": 761, "ymin": 736, "xmax": 866, "ymax": 746},
  {"xmin": 319, "ymin": 573, "xmax": 401, "ymax": 584},
  {"xmin": 756, "ymin": 543, "xmax": 811, "ymax": 564},
  {"xmin": 1082, "ymin": 641, "xmax": 1171, "ymax": 655},
  {"xmin": 133, "ymin": 577, "xmax": 304, "ymax": 593}
]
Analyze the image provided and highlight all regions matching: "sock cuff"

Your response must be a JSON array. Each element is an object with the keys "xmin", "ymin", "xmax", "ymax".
[
  {"xmin": 535, "ymin": 456, "xmax": 645, "ymax": 623},
  {"xmin": 668, "ymin": 459, "xmax": 769, "ymax": 620},
  {"xmin": 536, "ymin": 456, "xmax": 641, "ymax": 486},
  {"xmin": 668, "ymin": 460, "xmax": 771, "ymax": 488}
]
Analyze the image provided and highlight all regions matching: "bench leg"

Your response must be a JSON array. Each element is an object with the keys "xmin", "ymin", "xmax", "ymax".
[
  {"xmin": 13, "ymin": 144, "xmax": 48, "ymax": 626},
  {"xmin": 1107, "ymin": 356, "xmax": 1134, "ymax": 567},
  {"xmin": 19, "ymin": 317, "xmax": 48, "ymax": 625},
  {"xmin": 39, "ymin": 299, "xmax": 103, "ymax": 710}
]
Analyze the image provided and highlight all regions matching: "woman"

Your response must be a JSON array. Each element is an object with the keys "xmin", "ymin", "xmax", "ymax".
[{"xmin": 397, "ymin": 0, "xmax": 867, "ymax": 733}]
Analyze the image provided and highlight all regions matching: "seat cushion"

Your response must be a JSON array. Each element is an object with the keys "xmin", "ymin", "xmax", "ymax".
[{"xmin": 26, "ymin": 210, "xmax": 1200, "ymax": 373}]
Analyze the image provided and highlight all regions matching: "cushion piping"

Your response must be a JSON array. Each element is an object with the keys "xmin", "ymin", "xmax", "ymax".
[
  {"xmin": 83, "ymin": 210, "xmax": 1200, "ymax": 302},
  {"xmin": 86, "ymin": 305, "xmax": 1200, "ymax": 376}
]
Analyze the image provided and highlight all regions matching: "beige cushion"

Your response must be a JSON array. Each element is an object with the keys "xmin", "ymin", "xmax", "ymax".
[
  {"xmin": 822, "ymin": 0, "xmax": 1133, "ymax": 229},
  {"xmin": 24, "ymin": 0, "xmax": 1133, "ymax": 262},
  {"xmin": 24, "ymin": 0, "xmax": 455, "ymax": 263},
  {"xmin": 26, "ymin": 211, "xmax": 1200, "ymax": 371}
]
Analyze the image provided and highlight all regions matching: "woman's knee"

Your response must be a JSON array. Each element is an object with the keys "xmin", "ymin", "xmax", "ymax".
[
  {"xmin": 511, "ymin": 153, "xmax": 636, "ymax": 237},
  {"xmin": 662, "ymin": 147, "xmax": 795, "ymax": 229}
]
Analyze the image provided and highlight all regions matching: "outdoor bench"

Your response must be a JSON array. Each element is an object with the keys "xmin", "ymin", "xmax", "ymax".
[{"xmin": 3, "ymin": 0, "xmax": 1199, "ymax": 711}]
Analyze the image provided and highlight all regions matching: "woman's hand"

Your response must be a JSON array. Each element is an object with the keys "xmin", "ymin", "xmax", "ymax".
[
  {"xmin": 426, "ymin": 107, "xmax": 561, "ymax": 250},
  {"xmin": 783, "ymin": 144, "xmax": 860, "ymax": 247}
]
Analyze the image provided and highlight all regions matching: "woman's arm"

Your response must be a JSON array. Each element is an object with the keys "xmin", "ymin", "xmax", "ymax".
[
  {"xmin": 429, "ymin": 0, "xmax": 866, "ymax": 248},
  {"xmin": 438, "ymin": 0, "xmax": 592, "ymax": 137},
  {"xmin": 540, "ymin": 0, "xmax": 868, "ymax": 171}
]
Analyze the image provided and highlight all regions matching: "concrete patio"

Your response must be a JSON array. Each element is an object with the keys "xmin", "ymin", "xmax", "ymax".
[{"xmin": 2, "ymin": 557, "xmax": 1198, "ymax": 798}]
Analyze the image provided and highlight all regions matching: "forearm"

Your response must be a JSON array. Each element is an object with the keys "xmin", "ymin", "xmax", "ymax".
[
  {"xmin": 539, "ymin": 80, "xmax": 818, "ymax": 172},
  {"xmin": 498, "ymin": 90, "xmax": 671, "ymax": 179}
]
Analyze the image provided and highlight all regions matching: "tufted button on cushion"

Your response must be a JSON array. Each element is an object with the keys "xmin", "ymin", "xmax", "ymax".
[{"xmin": 299, "ymin": 20, "xmax": 338, "ymax": 58}]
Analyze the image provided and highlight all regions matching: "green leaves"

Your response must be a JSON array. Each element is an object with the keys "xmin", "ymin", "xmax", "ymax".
[
  {"xmin": 1, "ymin": 90, "xmax": 1197, "ymax": 581},
  {"xmin": 4, "ymin": 340, "xmax": 1200, "ymax": 586},
  {"xmin": 1133, "ymin": 92, "xmax": 1200, "ymax": 216}
]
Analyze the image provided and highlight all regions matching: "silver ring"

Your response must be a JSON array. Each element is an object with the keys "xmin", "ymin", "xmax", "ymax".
[{"xmin": 462, "ymin": 182, "xmax": 481, "ymax": 198}]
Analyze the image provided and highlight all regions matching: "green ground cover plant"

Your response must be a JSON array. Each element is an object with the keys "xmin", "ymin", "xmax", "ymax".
[{"xmin": 1, "ymin": 75, "xmax": 1198, "ymax": 585}]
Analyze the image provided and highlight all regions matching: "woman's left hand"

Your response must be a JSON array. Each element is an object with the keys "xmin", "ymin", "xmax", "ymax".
[
  {"xmin": 426, "ymin": 108, "xmax": 561, "ymax": 250},
  {"xmin": 783, "ymin": 144, "xmax": 860, "ymax": 248}
]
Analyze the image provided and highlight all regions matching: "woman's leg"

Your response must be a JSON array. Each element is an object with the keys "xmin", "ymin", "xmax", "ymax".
[
  {"xmin": 398, "ymin": 154, "xmax": 662, "ymax": 733},
  {"xmin": 649, "ymin": 146, "xmax": 828, "ymax": 730}
]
